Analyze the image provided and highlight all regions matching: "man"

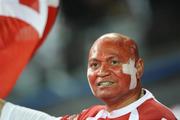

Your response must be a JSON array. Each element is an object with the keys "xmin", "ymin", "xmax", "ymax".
[{"xmin": 0, "ymin": 33, "xmax": 177, "ymax": 119}]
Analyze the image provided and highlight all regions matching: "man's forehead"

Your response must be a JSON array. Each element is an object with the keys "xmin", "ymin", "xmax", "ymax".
[
  {"xmin": 89, "ymin": 33, "xmax": 138, "ymax": 60},
  {"xmin": 91, "ymin": 36, "xmax": 129, "ymax": 52},
  {"xmin": 94, "ymin": 33, "xmax": 131, "ymax": 48},
  {"xmin": 89, "ymin": 41, "xmax": 129, "ymax": 61}
]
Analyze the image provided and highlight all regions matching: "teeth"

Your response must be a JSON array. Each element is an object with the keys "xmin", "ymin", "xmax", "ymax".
[{"xmin": 98, "ymin": 81, "xmax": 114, "ymax": 86}]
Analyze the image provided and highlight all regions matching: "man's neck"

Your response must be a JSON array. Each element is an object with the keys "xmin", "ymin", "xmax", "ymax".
[{"xmin": 105, "ymin": 88, "xmax": 142, "ymax": 112}]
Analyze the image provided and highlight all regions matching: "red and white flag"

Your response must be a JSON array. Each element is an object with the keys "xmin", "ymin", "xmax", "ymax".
[{"xmin": 0, "ymin": 0, "xmax": 59, "ymax": 98}]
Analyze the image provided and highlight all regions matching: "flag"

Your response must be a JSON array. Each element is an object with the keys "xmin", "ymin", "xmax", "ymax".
[{"xmin": 0, "ymin": 0, "xmax": 59, "ymax": 98}]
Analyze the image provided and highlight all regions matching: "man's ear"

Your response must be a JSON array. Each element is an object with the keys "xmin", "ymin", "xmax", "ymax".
[{"xmin": 136, "ymin": 58, "xmax": 144, "ymax": 79}]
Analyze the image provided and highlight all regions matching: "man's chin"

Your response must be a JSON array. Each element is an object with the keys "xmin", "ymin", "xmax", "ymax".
[{"xmin": 95, "ymin": 93, "xmax": 115, "ymax": 100}]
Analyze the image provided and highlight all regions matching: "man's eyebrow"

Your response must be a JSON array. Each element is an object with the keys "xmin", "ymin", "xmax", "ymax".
[
  {"xmin": 106, "ymin": 55, "xmax": 124, "ymax": 62},
  {"xmin": 105, "ymin": 55, "xmax": 120, "ymax": 60},
  {"xmin": 88, "ymin": 58, "xmax": 98, "ymax": 62},
  {"xmin": 106, "ymin": 55, "xmax": 118, "ymax": 59}
]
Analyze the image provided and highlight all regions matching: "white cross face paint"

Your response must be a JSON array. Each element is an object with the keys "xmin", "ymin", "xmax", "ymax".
[{"xmin": 122, "ymin": 59, "xmax": 137, "ymax": 90}]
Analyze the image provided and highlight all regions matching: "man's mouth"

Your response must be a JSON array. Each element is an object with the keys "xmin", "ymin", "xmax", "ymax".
[{"xmin": 97, "ymin": 81, "xmax": 115, "ymax": 87}]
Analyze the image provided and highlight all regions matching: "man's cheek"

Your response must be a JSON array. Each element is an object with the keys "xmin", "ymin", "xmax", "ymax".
[
  {"xmin": 87, "ymin": 69, "xmax": 93, "ymax": 78},
  {"xmin": 87, "ymin": 71, "xmax": 98, "ymax": 95},
  {"xmin": 87, "ymin": 70, "xmax": 96, "ymax": 83}
]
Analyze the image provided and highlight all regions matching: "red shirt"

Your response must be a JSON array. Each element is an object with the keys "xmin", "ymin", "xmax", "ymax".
[{"xmin": 60, "ymin": 89, "xmax": 177, "ymax": 120}]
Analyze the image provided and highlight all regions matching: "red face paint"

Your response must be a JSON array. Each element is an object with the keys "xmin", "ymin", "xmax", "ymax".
[{"xmin": 87, "ymin": 37, "xmax": 135, "ymax": 102}]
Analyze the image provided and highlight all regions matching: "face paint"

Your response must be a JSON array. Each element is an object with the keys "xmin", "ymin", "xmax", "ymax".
[
  {"xmin": 122, "ymin": 59, "xmax": 137, "ymax": 89},
  {"xmin": 87, "ymin": 34, "xmax": 140, "ymax": 104},
  {"xmin": 87, "ymin": 40, "xmax": 132, "ymax": 100}
]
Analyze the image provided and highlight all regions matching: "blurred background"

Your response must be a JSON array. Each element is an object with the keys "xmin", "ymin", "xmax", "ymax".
[{"xmin": 7, "ymin": 0, "xmax": 180, "ymax": 117}]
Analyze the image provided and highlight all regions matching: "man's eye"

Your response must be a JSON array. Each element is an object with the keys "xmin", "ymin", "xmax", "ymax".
[
  {"xmin": 90, "ymin": 63, "xmax": 99, "ymax": 69},
  {"xmin": 111, "ymin": 60, "xmax": 119, "ymax": 65}
]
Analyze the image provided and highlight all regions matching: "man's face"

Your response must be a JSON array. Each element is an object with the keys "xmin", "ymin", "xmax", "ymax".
[{"xmin": 87, "ymin": 38, "xmax": 137, "ymax": 101}]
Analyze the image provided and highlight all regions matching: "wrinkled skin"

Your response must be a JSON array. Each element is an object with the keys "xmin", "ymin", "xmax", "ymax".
[{"xmin": 87, "ymin": 33, "xmax": 144, "ymax": 111}]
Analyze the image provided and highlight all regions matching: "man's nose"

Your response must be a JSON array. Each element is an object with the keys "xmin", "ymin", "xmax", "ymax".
[{"xmin": 97, "ymin": 64, "xmax": 110, "ymax": 77}]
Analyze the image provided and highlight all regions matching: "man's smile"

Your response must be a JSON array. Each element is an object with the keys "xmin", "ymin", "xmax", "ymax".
[{"xmin": 97, "ymin": 81, "xmax": 115, "ymax": 87}]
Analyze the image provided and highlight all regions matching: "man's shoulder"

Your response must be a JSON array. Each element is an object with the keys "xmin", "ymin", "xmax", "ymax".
[{"xmin": 138, "ymin": 98, "xmax": 176, "ymax": 119}]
